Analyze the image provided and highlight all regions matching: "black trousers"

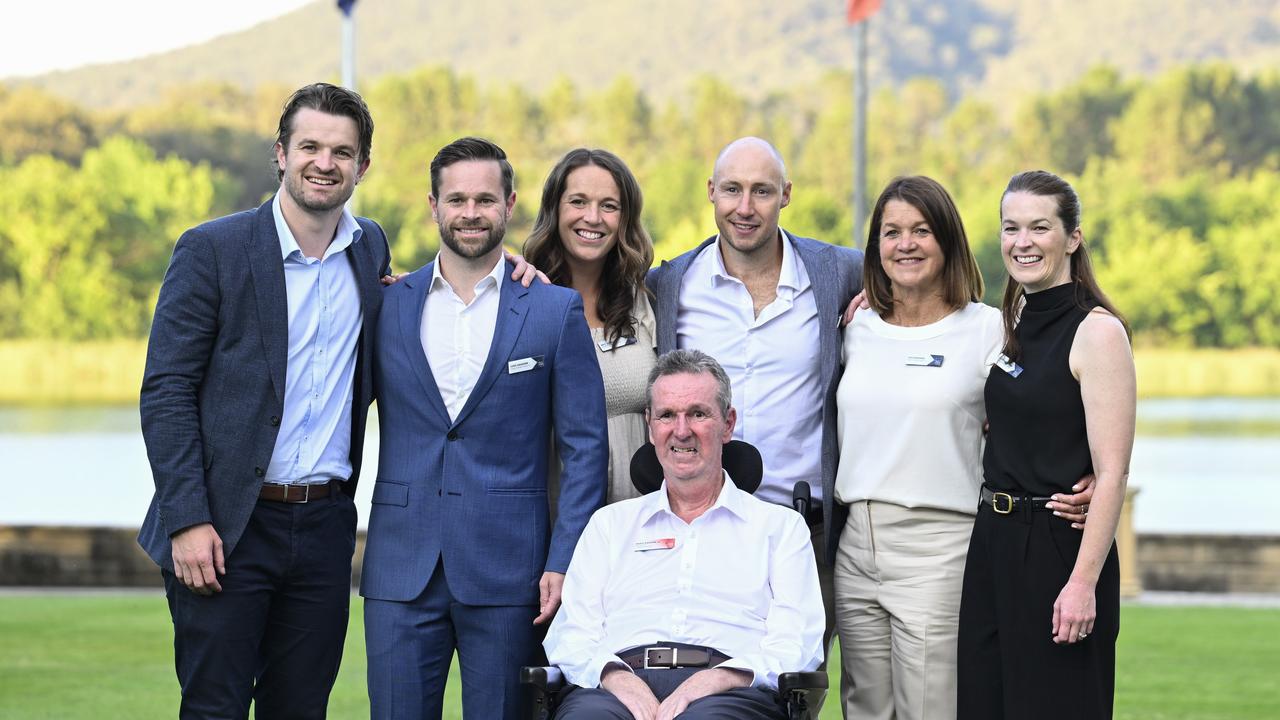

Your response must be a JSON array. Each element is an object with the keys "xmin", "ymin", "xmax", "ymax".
[
  {"xmin": 957, "ymin": 503, "xmax": 1119, "ymax": 719},
  {"xmin": 163, "ymin": 491, "xmax": 357, "ymax": 719},
  {"xmin": 555, "ymin": 667, "xmax": 785, "ymax": 719}
]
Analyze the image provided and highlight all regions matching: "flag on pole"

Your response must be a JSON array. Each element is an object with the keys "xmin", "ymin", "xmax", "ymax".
[
  {"xmin": 846, "ymin": 0, "xmax": 882, "ymax": 24},
  {"xmin": 337, "ymin": 0, "xmax": 357, "ymax": 16}
]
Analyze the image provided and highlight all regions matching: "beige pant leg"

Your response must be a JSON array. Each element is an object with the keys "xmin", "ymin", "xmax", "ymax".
[
  {"xmin": 835, "ymin": 501, "xmax": 895, "ymax": 719},
  {"xmin": 836, "ymin": 501, "xmax": 972, "ymax": 720}
]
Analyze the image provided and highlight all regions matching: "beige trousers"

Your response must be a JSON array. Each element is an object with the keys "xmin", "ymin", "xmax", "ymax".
[{"xmin": 834, "ymin": 501, "xmax": 972, "ymax": 720}]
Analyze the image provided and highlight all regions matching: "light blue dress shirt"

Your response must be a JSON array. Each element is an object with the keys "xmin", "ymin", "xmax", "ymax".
[{"xmin": 266, "ymin": 193, "xmax": 364, "ymax": 485}]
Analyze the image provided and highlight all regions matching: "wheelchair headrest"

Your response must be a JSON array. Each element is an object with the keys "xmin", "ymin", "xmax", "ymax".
[{"xmin": 628, "ymin": 440, "xmax": 763, "ymax": 495}]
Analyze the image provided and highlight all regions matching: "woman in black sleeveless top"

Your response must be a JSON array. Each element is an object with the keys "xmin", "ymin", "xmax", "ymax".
[{"xmin": 957, "ymin": 171, "xmax": 1136, "ymax": 719}]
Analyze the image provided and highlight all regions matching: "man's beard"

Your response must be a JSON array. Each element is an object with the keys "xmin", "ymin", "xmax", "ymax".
[
  {"xmin": 438, "ymin": 220, "xmax": 506, "ymax": 259},
  {"xmin": 284, "ymin": 170, "xmax": 351, "ymax": 213}
]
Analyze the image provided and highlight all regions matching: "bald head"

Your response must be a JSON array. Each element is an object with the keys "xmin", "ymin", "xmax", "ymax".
[
  {"xmin": 707, "ymin": 136, "xmax": 792, "ymax": 260},
  {"xmin": 712, "ymin": 137, "xmax": 787, "ymax": 183}
]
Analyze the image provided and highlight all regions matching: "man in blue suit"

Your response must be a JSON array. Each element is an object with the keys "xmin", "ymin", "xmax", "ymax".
[
  {"xmin": 140, "ymin": 83, "xmax": 389, "ymax": 718},
  {"xmin": 362, "ymin": 137, "xmax": 608, "ymax": 719}
]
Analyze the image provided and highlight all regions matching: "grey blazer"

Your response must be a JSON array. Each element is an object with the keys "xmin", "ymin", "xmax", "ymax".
[
  {"xmin": 646, "ymin": 231, "xmax": 863, "ymax": 563},
  {"xmin": 138, "ymin": 197, "xmax": 391, "ymax": 569}
]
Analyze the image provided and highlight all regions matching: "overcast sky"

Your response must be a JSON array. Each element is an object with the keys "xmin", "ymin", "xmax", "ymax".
[{"xmin": 3, "ymin": 0, "xmax": 319, "ymax": 78}]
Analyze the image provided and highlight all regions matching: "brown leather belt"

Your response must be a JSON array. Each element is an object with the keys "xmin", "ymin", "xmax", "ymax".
[
  {"xmin": 259, "ymin": 480, "xmax": 336, "ymax": 503},
  {"xmin": 617, "ymin": 643, "xmax": 731, "ymax": 670}
]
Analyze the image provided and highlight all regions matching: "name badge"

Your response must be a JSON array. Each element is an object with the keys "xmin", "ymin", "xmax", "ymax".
[
  {"xmin": 507, "ymin": 356, "xmax": 545, "ymax": 374},
  {"xmin": 634, "ymin": 538, "xmax": 676, "ymax": 552},
  {"xmin": 598, "ymin": 336, "xmax": 639, "ymax": 352},
  {"xmin": 995, "ymin": 353, "xmax": 1023, "ymax": 378},
  {"xmin": 905, "ymin": 354, "xmax": 944, "ymax": 367}
]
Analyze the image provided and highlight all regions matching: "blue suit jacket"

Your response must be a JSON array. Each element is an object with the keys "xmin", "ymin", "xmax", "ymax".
[
  {"xmin": 359, "ymin": 261, "xmax": 608, "ymax": 606},
  {"xmin": 138, "ymin": 197, "xmax": 391, "ymax": 569},
  {"xmin": 646, "ymin": 231, "xmax": 863, "ymax": 563}
]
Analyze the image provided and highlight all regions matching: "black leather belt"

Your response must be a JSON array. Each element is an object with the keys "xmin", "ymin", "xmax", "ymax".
[
  {"xmin": 617, "ymin": 643, "xmax": 731, "ymax": 670},
  {"xmin": 259, "ymin": 480, "xmax": 336, "ymax": 503},
  {"xmin": 980, "ymin": 485, "xmax": 1054, "ymax": 515}
]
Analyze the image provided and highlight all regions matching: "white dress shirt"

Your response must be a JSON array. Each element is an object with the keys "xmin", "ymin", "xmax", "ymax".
[
  {"xmin": 266, "ymin": 193, "xmax": 363, "ymax": 485},
  {"xmin": 421, "ymin": 255, "xmax": 506, "ymax": 422},
  {"xmin": 544, "ymin": 474, "xmax": 825, "ymax": 690},
  {"xmin": 676, "ymin": 232, "xmax": 824, "ymax": 505}
]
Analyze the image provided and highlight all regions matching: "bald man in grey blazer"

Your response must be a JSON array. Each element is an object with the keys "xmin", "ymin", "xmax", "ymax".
[{"xmin": 646, "ymin": 138, "xmax": 863, "ymax": 688}]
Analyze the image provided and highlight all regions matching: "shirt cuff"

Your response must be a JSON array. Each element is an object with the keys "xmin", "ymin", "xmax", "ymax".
[{"xmin": 713, "ymin": 658, "xmax": 763, "ymax": 688}]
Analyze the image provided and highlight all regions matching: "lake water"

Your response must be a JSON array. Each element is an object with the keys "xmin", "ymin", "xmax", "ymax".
[{"xmin": 2, "ymin": 399, "xmax": 1278, "ymax": 535}]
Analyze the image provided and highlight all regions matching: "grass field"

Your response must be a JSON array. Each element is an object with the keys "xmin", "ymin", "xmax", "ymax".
[
  {"xmin": 0, "ymin": 595, "xmax": 1276, "ymax": 719},
  {"xmin": 1, "ymin": 342, "xmax": 1277, "ymax": 406}
]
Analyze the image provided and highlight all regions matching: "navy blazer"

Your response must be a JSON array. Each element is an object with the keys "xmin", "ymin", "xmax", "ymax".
[
  {"xmin": 138, "ymin": 198, "xmax": 390, "ymax": 569},
  {"xmin": 359, "ymin": 261, "xmax": 608, "ymax": 606},
  {"xmin": 646, "ymin": 231, "xmax": 863, "ymax": 563}
]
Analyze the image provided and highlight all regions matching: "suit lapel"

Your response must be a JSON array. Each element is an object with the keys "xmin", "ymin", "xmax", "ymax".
[
  {"xmin": 792, "ymin": 233, "xmax": 841, "ymax": 384},
  {"xmin": 451, "ymin": 268, "xmax": 529, "ymax": 428},
  {"xmin": 654, "ymin": 235, "xmax": 716, "ymax": 354},
  {"xmin": 247, "ymin": 199, "xmax": 288, "ymax": 403},
  {"xmin": 399, "ymin": 264, "xmax": 451, "ymax": 425}
]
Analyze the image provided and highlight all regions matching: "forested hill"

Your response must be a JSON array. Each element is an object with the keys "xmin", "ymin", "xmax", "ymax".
[{"xmin": 12, "ymin": 0, "xmax": 1279, "ymax": 109}]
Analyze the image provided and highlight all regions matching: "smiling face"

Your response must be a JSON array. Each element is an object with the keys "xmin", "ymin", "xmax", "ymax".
[
  {"xmin": 647, "ymin": 372, "xmax": 736, "ymax": 486},
  {"xmin": 1000, "ymin": 191, "xmax": 1081, "ymax": 293},
  {"xmin": 557, "ymin": 164, "xmax": 622, "ymax": 269},
  {"xmin": 708, "ymin": 141, "xmax": 792, "ymax": 259},
  {"xmin": 429, "ymin": 159, "xmax": 516, "ymax": 261},
  {"xmin": 275, "ymin": 107, "xmax": 368, "ymax": 215},
  {"xmin": 878, "ymin": 199, "xmax": 946, "ymax": 296}
]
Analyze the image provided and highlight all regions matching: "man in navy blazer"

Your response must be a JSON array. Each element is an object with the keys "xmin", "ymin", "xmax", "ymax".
[
  {"xmin": 645, "ymin": 137, "xmax": 864, "ymax": 679},
  {"xmin": 139, "ymin": 84, "xmax": 389, "ymax": 718},
  {"xmin": 361, "ymin": 137, "xmax": 608, "ymax": 719}
]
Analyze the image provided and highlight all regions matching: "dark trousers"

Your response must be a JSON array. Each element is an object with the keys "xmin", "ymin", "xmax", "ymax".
[
  {"xmin": 555, "ymin": 667, "xmax": 785, "ymax": 719},
  {"xmin": 364, "ymin": 559, "xmax": 538, "ymax": 720},
  {"xmin": 163, "ymin": 491, "xmax": 357, "ymax": 720},
  {"xmin": 957, "ymin": 503, "xmax": 1119, "ymax": 719}
]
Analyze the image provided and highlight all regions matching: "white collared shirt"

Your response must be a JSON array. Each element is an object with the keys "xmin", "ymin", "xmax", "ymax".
[
  {"xmin": 421, "ymin": 255, "xmax": 506, "ymax": 421},
  {"xmin": 675, "ymin": 231, "xmax": 824, "ymax": 505},
  {"xmin": 266, "ymin": 193, "xmax": 363, "ymax": 485},
  {"xmin": 544, "ymin": 474, "xmax": 824, "ymax": 690}
]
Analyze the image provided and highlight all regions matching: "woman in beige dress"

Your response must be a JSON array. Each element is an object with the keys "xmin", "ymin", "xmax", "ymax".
[{"xmin": 524, "ymin": 149, "xmax": 656, "ymax": 503}]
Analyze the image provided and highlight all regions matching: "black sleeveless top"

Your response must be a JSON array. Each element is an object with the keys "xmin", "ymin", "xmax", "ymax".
[{"xmin": 983, "ymin": 282, "xmax": 1096, "ymax": 496}]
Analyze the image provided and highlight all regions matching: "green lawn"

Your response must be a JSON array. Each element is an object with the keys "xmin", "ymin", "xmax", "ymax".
[{"xmin": 0, "ymin": 595, "xmax": 1276, "ymax": 719}]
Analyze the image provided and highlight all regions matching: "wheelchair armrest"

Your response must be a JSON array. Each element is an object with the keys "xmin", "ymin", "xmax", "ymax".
[
  {"xmin": 778, "ymin": 670, "xmax": 828, "ymax": 693},
  {"xmin": 520, "ymin": 665, "xmax": 565, "ymax": 691}
]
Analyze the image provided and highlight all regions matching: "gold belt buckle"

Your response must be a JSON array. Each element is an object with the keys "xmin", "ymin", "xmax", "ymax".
[{"xmin": 991, "ymin": 492, "xmax": 1014, "ymax": 514}]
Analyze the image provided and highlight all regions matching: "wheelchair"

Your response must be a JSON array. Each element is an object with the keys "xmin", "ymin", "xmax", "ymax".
[{"xmin": 522, "ymin": 440, "xmax": 828, "ymax": 719}]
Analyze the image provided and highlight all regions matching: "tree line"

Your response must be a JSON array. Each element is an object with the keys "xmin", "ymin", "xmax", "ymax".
[{"xmin": 1, "ymin": 62, "xmax": 1277, "ymax": 347}]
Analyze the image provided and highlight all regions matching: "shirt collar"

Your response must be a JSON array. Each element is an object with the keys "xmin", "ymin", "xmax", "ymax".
[
  {"xmin": 638, "ymin": 470, "xmax": 751, "ymax": 526},
  {"xmin": 429, "ymin": 253, "xmax": 506, "ymax": 295},
  {"xmin": 706, "ymin": 228, "xmax": 809, "ymax": 293},
  {"xmin": 272, "ymin": 192, "xmax": 361, "ymax": 262}
]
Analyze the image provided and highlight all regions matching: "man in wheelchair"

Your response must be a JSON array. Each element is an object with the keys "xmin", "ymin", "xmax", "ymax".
[{"xmin": 541, "ymin": 349, "xmax": 825, "ymax": 719}]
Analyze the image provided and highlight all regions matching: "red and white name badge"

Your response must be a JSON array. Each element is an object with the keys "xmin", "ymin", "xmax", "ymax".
[{"xmin": 633, "ymin": 538, "xmax": 676, "ymax": 552}]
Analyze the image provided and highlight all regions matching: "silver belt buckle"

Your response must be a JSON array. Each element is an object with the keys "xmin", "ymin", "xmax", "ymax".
[
  {"xmin": 643, "ymin": 647, "xmax": 675, "ymax": 669},
  {"xmin": 284, "ymin": 483, "xmax": 313, "ymax": 504}
]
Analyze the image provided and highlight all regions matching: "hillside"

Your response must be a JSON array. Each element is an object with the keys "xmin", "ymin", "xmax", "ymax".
[{"xmin": 10, "ymin": 0, "xmax": 1278, "ymax": 109}]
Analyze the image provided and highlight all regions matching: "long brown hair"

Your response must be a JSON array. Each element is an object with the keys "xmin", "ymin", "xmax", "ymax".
[
  {"xmin": 999, "ymin": 170, "xmax": 1129, "ymax": 361},
  {"xmin": 523, "ymin": 148, "xmax": 654, "ymax": 343},
  {"xmin": 863, "ymin": 176, "xmax": 984, "ymax": 317}
]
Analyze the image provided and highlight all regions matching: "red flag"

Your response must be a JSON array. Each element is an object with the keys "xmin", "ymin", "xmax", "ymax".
[{"xmin": 847, "ymin": 0, "xmax": 882, "ymax": 24}]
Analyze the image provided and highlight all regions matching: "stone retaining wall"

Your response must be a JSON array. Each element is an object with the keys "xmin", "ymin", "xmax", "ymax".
[{"xmin": 2, "ymin": 526, "xmax": 1277, "ymax": 593}]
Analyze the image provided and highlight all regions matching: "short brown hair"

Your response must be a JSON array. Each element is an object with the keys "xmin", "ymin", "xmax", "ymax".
[
  {"xmin": 863, "ymin": 176, "xmax": 983, "ymax": 316},
  {"xmin": 274, "ymin": 83, "xmax": 373, "ymax": 181}
]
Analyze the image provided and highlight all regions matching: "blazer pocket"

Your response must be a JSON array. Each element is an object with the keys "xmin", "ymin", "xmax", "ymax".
[{"xmin": 371, "ymin": 481, "xmax": 409, "ymax": 506}]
